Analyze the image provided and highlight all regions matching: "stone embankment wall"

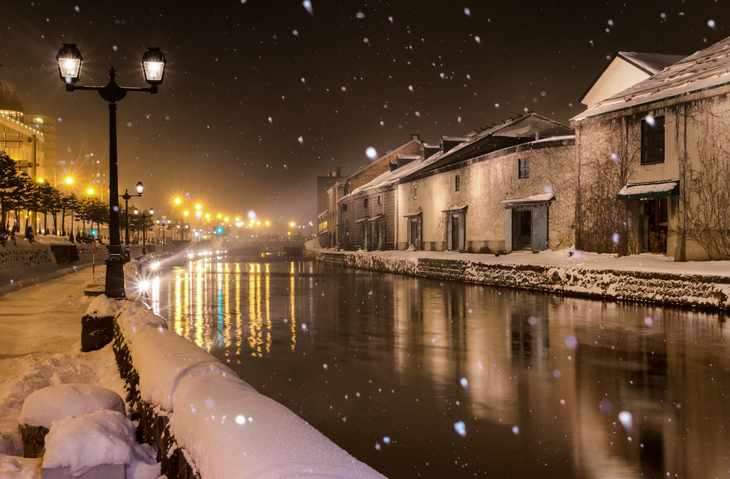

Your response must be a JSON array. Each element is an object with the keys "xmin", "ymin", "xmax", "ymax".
[
  {"xmin": 308, "ymin": 250, "xmax": 730, "ymax": 311},
  {"xmin": 0, "ymin": 242, "xmax": 109, "ymax": 294}
]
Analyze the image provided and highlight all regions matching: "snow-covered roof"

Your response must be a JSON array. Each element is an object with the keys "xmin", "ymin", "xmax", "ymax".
[
  {"xmin": 337, "ymin": 135, "xmax": 421, "ymax": 183},
  {"xmin": 343, "ymin": 148, "xmax": 445, "ymax": 199},
  {"xmin": 619, "ymin": 52, "xmax": 686, "ymax": 75},
  {"xmin": 340, "ymin": 114, "xmax": 572, "ymax": 201},
  {"xmin": 413, "ymin": 113, "xmax": 573, "ymax": 175},
  {"xmin": 573, "ymin": 36, "xmax": 730, "ymax": 120}
]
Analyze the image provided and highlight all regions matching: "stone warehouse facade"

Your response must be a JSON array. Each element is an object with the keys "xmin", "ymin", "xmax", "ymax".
[
  {"xmin": 573, "ymin": 36, "xmax": 730, "ymax": 261},
  {"xmin": 326, "ymin": 135, "xmax": 422, "ymax": 250},
  {"xmin": 318, "ymin": 35, "xmax": 730, "ymax": 262},
  {"xmin": 397, "ymin": 137, "xmax": 576, "ymax": 253}
]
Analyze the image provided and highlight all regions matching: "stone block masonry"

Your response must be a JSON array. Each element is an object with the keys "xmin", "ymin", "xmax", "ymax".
[{"xmin": 308, "ymin": 250, "xmax": 730, "ymax": 311}]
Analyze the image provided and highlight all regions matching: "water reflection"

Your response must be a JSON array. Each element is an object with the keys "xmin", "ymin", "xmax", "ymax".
[{"xmin": 152, "ymin": 259, "xmax": 730, "ymax": 478}]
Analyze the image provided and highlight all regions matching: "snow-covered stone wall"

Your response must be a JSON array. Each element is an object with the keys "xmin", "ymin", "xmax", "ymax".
[
  {"xmin": 309, "ymin": 249, "xmax": 730, "ymax": 311},
  {"xmin": 0, "ymin": 242, "xmax": 109, "ymax": 294},
  {"xmin": 109, "ymin": 298, "xmax": 385, "ymax": 479},
  {"xmin": 0, "ymin": 244, "xmax": 56, "ymax": 272}
]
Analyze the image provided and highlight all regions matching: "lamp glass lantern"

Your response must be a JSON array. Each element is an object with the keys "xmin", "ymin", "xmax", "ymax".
[
  {"xmin": 136, "ymin": 181, "xmax": 144, "ymax": 195},
  {"xmin": 56, "ymin": 43, "xmax": 83, "ymax": 83},
  {"xmin": 141, "ymin": 48, "xmax": 166, "ymax": 85}
]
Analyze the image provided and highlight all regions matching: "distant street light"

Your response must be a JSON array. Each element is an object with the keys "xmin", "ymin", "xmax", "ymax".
[
  {"xmin": 57, "ymin": 43, "xmax": 166, "ymax": 299},
  {"xmin": 120, "ymin": 181, "xmax": 144, "ymax": 247}
]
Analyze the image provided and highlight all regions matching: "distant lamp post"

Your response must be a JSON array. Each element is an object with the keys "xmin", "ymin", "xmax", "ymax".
[
  {"xmin": 160, "ymin": 217, "xmax": 168, "ymax": 250},
  {"xmin": 120, "ymin": 181, "xmax": 143, "ymax": 247},
  {"xmin": 57, "ymin": 43, "xmax": 166, "ymax": 299},
  {"xmin": 135, "ymin": 208, "xmax": 153, "ymax": 255}
]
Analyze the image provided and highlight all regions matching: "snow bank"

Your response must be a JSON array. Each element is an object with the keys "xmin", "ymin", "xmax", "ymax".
[
  {"xmin": 132, "ymin": 327, "xmax": 248, "ymax": 411},
  {"xmin": 170, "ymin": 374, "xmax": 383, "ymax": 479},
  {"xmin": 85, "ymin": 295, "xmax": 126, "ymax": 319},
  {"xmin": 0, "ymin": 453, "xmax": 38, "ymax": 478},
  {"xmin": 18, "ymin": 384, "xmax": 124, "ymax": 429},
  {"xmin": 42, "ymin": 409, "xmax": 158, "ymax": 477},
  {"xmin": 113, "ymin": 300, "xmax": 384, "ymax": 478},
  {"xmin": 116, "ymin": 300, "xmax": 167, "ymax": 339}
]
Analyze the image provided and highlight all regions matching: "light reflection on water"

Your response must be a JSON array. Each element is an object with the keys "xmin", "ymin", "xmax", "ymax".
[{"xmin": 151, "ymin": 258, "xmax": 730, "ymax": 478}]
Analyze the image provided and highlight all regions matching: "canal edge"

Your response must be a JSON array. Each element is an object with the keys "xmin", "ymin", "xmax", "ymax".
[{"xmin": 305, "ymin": 250, "xmax": 730, "ymax": 312}]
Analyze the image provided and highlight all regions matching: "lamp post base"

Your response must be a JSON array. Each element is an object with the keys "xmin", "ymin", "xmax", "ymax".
[{"xmin": 104, "ymin": 247, "xmax": 126, "ymax": 299}]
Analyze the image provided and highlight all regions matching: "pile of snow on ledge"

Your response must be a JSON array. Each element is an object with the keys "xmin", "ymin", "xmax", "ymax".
[
  {"xmin": 19, "ymin": 383, "xmax": 125, "ymax": 429},
  {"xmin": 43, "ymin": 409, "xmax": 159, "ymax": 477},
  {"xmin": 111, "ymin": 298, "xmax": 385, "ymax": 479}
]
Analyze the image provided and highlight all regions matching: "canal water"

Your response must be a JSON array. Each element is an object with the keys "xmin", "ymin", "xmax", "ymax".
[{"xmin": 148, "ymin": 257, "xmax": 730, "ymax": 478}]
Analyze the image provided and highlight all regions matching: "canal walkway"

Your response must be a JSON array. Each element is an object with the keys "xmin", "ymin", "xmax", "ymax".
[{"xmin": 306, "ymin": 245, "xmax": 730, "ymax": 310}]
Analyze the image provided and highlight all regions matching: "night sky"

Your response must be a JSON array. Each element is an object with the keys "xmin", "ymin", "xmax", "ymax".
[{"xmin": 1, "ymin": 0, "xmax": 729, "ymax": 226}]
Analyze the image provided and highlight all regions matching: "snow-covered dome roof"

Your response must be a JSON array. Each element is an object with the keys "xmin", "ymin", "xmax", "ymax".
[{"xmin": 0, "ymin": 74, "xmax": 24, "ymax": 114}]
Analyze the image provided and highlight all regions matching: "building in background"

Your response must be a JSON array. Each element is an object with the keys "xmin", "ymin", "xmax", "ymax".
[
  {"xmin": 0, "ymin": 75, "xmax": 46, "ymax": 181},
  {"xmin": 572, "ymin": 35, "xmax": 730, "ymax": 261},
  {"xmin": 397, "ymin": 113, "xmax": 575, "ymax": 253},
  {"xmin": 316, "ymin": 167, "xmax": 341, "ymax": 247},
  {"xmin": 328, "ymin": 134, "xmax": 422, "ymax": 250}
]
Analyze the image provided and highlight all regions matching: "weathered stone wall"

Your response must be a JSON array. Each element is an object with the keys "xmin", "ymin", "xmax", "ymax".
[
  {"xmin": 574, "ymin": 83, "xmax": 730, "ymax": 261},
  {"xmin": 396, "ymin": 138, "xmax": 576, "ymax": 254},
  {"xmin": 308, "ymin": 250, "xmax": 730, "ymax": 311},
  {"xmin": 0, "ymin": 245, "xmax": 56, "ymax": 271}
]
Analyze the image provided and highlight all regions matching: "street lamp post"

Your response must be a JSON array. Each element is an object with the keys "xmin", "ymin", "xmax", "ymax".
[
  {"xmin": 120, "ymin": 182, "xmax": 143, "ymax": 247},
  {"xmin": 57, "ymin": 43, "xmax": 166, "ymax": 299},
  {"xmin": 160, "ymin": 217, "xmax": 168, "ymax": 251},
  {"xmin": 134, "ymin": 208, "xmax": 153, "ymax": 255}
]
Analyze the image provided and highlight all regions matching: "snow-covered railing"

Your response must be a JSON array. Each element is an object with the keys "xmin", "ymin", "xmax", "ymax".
[{"xmin": 105, "ymin": 297, "xmax": 384, "ymax": 479}]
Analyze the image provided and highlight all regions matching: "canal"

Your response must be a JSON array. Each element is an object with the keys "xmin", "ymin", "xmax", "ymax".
[{"xmin": 148, "ymin": 257, "xmax": 730, "ymax": 478}]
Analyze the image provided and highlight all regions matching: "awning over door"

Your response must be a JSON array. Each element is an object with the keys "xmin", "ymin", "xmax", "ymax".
[
  {"xmin": 500, "ymin": 193, "xmax": 554, "ymax": 208},
  {"xmin": 617, "ymin": 180, "xmax": 680, "ymax": 200},
  {"xmin": 403, "ymin": 211, "xmax": 422, "ymax": 218},
  {"xmin": 368, "ymin": 214, "xmax": 385, "ymax": 222},
  {"xmin": 441, "ymin": 205, "xmax": 468, "ymax": 213}
]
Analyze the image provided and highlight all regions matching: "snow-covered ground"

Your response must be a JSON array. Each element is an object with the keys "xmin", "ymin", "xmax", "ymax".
[
  {"xmin": 311, "ymin": 243, "xmax": 730, "ymax": 277},
  {"xmin": 0, "ymin": 265, "xmax": 138, "ymax": 477},
  {"xmin": 0, "ymin": 257, "xmax": 383, "ymax": 479}
]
